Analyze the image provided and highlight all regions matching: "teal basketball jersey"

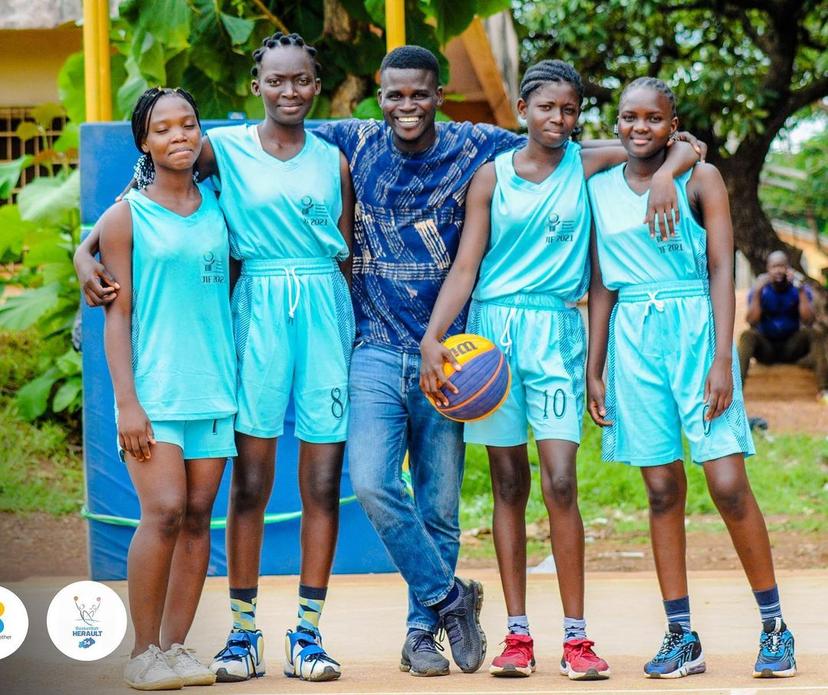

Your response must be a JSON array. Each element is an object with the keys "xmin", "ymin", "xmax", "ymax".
[
  {"xmin": 473, "ymin": 142, "xmax": 590, "ymax": 304},
  {"xmin": 124, "ymin": 185, "xmax": 236, "ymax": 420},
  {"xmin": 587, "ymin": 164, "xmax": 707, "ymax": 289},
  {"xmin": 207, "ymin": 125, "xmax": 347, "ymax": 261}
]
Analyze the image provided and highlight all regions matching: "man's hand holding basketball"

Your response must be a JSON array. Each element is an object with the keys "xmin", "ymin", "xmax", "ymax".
[{"xmin": 419, "ymin": 336, "xmax": 461, "ymax": 407}]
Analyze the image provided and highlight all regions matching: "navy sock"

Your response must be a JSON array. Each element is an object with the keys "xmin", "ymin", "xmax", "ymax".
[
  {"xmin": 664, "ymin": 596, "xmax": 691, "ymax": 632},
  {"xmin": 434, "ymin": 579, "xmax": 460, "ymax": 613},
  {"xmin": 754, "ymin": 585, "xmax": 782, "ymax": 623}
]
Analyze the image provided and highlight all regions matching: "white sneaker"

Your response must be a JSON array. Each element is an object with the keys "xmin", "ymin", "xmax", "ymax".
[
  {"xmin": 125, "ymin": 645, "xmax": 184, "ymax": 691},
  {"xmin": 209, "ymin": 629, "xmax": 265, "ymax": 682},
  {"xmin": 284, "ymin": 628, "xmax": 342, "ymax": 681},
  {"xmin": 164, "ymin": 644, "xmax": 216, "ymax": 686}
]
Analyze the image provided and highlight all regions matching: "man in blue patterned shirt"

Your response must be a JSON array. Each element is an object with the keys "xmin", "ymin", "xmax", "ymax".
[{"xmin": 314, "ymin": 46, "xmax": 523, "ymax": 676}]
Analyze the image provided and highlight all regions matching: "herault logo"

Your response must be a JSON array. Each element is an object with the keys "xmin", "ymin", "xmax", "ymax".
[
  {"xmin": 47, "ymin": 581, "xmax": 126, "ymax": 661},
  {"xmin": 0, "ymin": 586, "xmax": 29, "ymax": 659}
]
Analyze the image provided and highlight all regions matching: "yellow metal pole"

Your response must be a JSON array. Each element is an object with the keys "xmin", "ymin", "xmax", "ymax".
[
  {"xmin": 385, "ymin": 0, "xmax": 405, "ymax": 52},
  {"xmin": 95, "ymin": 0, "xmax": 112, "ymax": 120},
  {"xmin": 82, "ymin": 0, "xmax": 100, "ymax": 121}
]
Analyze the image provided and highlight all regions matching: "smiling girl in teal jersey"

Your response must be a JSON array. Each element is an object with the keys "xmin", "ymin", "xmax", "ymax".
[
  {"xmin": 420, "ymin": 61, "xmax": 701, "ymax": 681},
  {"xmin": 587, "ymin": 77, "xmax": 795, "ymax": 680},
  {"xmin": 99, "ymin": 88, "xmax": 234, "ymax": 691},
  {"xmin": 76, "ymin": 33, "xmax": 354, "ymax": 683}
]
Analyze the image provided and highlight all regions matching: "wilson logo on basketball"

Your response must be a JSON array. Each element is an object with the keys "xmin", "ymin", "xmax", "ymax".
[{"xmin": 426, "ymin": 333, "xmax": 511, "ymax": 423}]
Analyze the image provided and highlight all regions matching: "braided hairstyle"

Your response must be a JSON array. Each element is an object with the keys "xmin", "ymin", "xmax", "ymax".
[
  {"xmin": 131, "ymin": 87, "xmax": 200, "ymax": 187},
  {"xmin": 252, "ymin": 32, "xmax": 321, "ymax": 78},
  {"xmin": 620, "ymin": 77, "xmax": 677, "ymax": 117},
  {"xmin": 520, "ymin": 60, "xmax": 584, "ymax": 104}
]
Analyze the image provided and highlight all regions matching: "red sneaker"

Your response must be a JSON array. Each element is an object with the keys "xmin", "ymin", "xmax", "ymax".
[
  {"xmin": 489, "ymin": 633, "xmax": 535, "ymax": 677},
  {"xmin": 560, "ymin": 638, "xmax": 610, "ymax": 680}
]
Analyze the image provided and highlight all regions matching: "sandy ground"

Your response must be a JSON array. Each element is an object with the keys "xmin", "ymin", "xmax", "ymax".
[{"xmin": 1, "ymin": 569, "xmax": 826, "ymax": 695}]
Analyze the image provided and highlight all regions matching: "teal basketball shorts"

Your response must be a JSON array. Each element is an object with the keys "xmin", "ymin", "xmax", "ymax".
[
  {"xmin": 232, "ymin": 258, "xmax": 355, "ymax": 442},
  {"xmin": 602, "ymin": 281, "xmax": 755, "ymax": 467},
  {"xmin": 117, "ymin": 415, "xmax": 237, "ymax": 461},
  {"xmin": 464, "ymin": 296, "xmax": 585, "ymax": 447}
]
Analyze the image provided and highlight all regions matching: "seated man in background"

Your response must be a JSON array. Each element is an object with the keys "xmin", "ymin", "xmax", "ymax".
[{"xmin": 738, "ymin": 250, "xmax": 827, "ymax": 403}]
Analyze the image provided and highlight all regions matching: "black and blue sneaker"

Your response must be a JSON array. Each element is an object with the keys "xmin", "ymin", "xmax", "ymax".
[
  {"xmin": 753, "ymin": 618, "xmax": 796, "ymax": 678},
  {"xmin": 644, "ymin": 623, "xmax": 706, "ymax": 678}
]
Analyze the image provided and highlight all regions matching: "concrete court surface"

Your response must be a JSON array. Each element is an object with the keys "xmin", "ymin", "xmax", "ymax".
[{"xmin": 1, "ymin": 568, "xmax": 826, "ymax": 695}]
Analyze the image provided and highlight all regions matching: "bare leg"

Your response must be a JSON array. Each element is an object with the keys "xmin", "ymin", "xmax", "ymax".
[
  {"xmin": 487, "ymin": 445, "xmax": 531, "ymax": 617},
  {"xmin": 125, "ymin": 444, "xmax": 187, "ymax": 656},
  {"xmin": 537, "ymin": 439, "xmax": 584, "ymax": 619},
  {"xmin": 640, "ymin": 461, "xmax": 688, "ymax": 600},
  {"xmin": 226, "ymin": 433, "xmax": 276, "ymax": 589},
  {"xmin": 297, "ymin": 441, "xmax": 345, "ymax": 587},
  {"xmin": 160, "ymin": 457, "xmax": 227, "ymax": 648},
  {"xmin": 703, "ymin": 454, "xmax": 776, "ymax": 591}
]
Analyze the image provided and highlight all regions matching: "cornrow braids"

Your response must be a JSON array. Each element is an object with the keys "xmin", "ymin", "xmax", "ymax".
[
  {"xmin": 620, "ymin": 77, "xmax": 677, "ymax": 117},
  {"xmin": 520, "ymin": 59, "xmax": 584, "ymax": 103},
  {"xmin": 130, "ymin": 87, "xmax": 201, "ymax": 187},
  {"xmin": 251, "ymin": 32, "xmax": 321, "ymax": 78}
]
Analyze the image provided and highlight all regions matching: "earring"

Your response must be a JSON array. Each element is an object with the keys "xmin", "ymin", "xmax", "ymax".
[
  {"xmin": 612, "ymin": 124, "xmax": 619, "ymax": 136},
  {"xmin": 517, "ymin": 115, "xmax": 527, "ymax": 129},
  {"xmin": 133, "ymin": 154, "xmax": 155, "ymax": 188}
]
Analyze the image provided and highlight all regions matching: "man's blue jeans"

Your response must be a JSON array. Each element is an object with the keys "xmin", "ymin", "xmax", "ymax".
[{"xmin": 348, "ymin": 343, "xmax": 465, "ymax": 632}]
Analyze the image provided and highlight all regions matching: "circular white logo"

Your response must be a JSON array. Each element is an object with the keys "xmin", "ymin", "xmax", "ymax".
[
  {"xmin": 0, "ymin": 586, "xmax": 29, "ymax": 659},
  {"xmin": 46, "ymin": 581, "xmax": 127, "ymax": 661}
]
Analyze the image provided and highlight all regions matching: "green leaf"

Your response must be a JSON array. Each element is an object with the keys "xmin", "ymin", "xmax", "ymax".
[
  {"xmin": 53, "ymin": 377, "xmax": 82, "ymax": 413},
  {"xmin": 24, "ymin": 232, "xmax": 71, "ymax": 267},
  {"xmin": 135, "ymin": 31, "xmax": 166, "ymax": 84},
  {"xmin": 0, "ymin": 284, "xmax": 62, "ymax": 330},
  {"xmin": 220, "ymin": 12, "xmax": 254, "ymax": 46},
  {"xmin": 16, "ymin": 171, "xmax": 80, "ymax": 226},
  {"xmin": 116, "ymin": 60, "xmax": 150, "ymax": 119},
  {"xmin": 427, "ymin": 0, "xmax": 477, "ymax": 44},
  {"xmin": 56, "ymin": 348, "xmax": 82, "ymax": 376},
  {"xmin": 0, "ymin": 155, "xmax": 33, "ymax": 199},
  {"xmin": 57, "ymin": 52, "xmax": 85, "ymax": 123},
  {"xmin": 16, "ymin": 371, "xmax": 59, "ymax": 420},
  {"xmin": 476, "ymin": 0, "xmax": 511, "ymax": 17},
  {"xmin": 351, "ymin": 96, "xmax": 383, "ymax": 120},
  {"xmin": 53, "ymin": 122, "xmax": 80, "ymax": 153},
  {"xmin": 0, "ymin": 205, "xmax": 36, "ymax": 258},
  {"xmin": 138, "ymin": 0, "xmax": 191, "ymax": 50},
  {"xmin": 15, "ymin": 122, "xmax": 41, "ymax": 142},
  {"xmin": 31, "ymin": 103, "xmax": 66, "ymax": 128}
]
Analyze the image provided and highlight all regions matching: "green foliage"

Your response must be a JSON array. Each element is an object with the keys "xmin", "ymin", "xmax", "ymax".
[
  {"xmin": 761, "ymin": 126, "xmax": 828, "ymax": 236},
  {"xmin": 59, "ymin": 0, "xmax": 505, "ymax": 121},
  {"xmin": 0, "ymin": 113, "xmax": 82, "ymax": 421},
  {"xmin": 512, "ymin": 0, "xmax": 828, "ymax": 157},
  {"xmin": 460, "ymin": 419, "xmax": 828, "ymax": 541}
]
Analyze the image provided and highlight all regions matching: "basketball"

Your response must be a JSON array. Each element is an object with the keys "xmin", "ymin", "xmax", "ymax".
[{"xmin": 426, "ymin": 333, "xmax": 511, "ymax": 422}]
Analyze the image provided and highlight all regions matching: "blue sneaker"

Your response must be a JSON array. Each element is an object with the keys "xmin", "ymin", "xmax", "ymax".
[
  {"xmin": 753, "ymin": 618, "xmax": 796, "ymax": 678},
  {"xmin": 644, "ymin": 623, "xmax": 706, "ymax": 678},
  {"xmin": 284, "ymin": 627, "xmax": 342, "ymax": 682},
  {"xmin": 209, "ymin": 628, "xmax": 265, "ymax": 682}
]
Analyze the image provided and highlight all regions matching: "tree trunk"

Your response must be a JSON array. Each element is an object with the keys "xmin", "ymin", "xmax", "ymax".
[{"xmin": 330, "ymin": 74, "xmax": 369, "ymax": 117}]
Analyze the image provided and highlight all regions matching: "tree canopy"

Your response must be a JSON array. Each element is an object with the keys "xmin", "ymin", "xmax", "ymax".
[{"xmin": 514, "ymin": 0, "xmax": 828, "ymax": 272}]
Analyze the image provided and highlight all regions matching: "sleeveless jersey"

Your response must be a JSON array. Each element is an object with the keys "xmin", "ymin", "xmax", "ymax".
[
  {"xmin": 587, "ymin": 164, "xmax": 708, "ymax": 290},
  {"xmin": 207, "ymin": 125, "xmax": 347, "ymax": 261},
  {"xmin": 124, "ymin": 185, "xmax": 236, "ymax": 420},
  {"xmin": 473, "ymin": 142, "xmax": 590, "ymax": 303}
]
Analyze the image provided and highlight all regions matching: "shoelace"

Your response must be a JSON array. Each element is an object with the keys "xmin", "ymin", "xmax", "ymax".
[
  {"xmin": 295, "ymin": 630, "xmax": 340, "ymax": 665},
  {"xmin": 169, "ymin": 645, "xmax": 200, "ymax": 667},
  {"xmin": 410, "ymin": 632, "xmax": 444, "ymax": 654},
  {"xmin": 135, "ymin": 645, "xmax": 167, "ymax": 679},
  {"xmin": 439, "ymin": 605, "xmax": 469, "ymax": 645},
  {"xmin": 501, "ymin": 635, "xmax": 533, "ymax": 660},
  {"xmin": 565, "ymin": 639, "xmax": 597, "ymax": 660},
  {"xmin": 760, "ymin": 630, "xmax": 782, "ymax": 656},
  {"xmin": 655, "ymin": 631, "xmax": 683, "ymax": 660}
]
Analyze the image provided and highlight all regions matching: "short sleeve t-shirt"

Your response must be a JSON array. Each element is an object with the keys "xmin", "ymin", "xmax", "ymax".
[
  {"xmin": 313, "ymin": 119, "xmax": 524, "ymax": 352},
  {"xmin": 748, "ymin": 282, "xmax": 812, "ymax": 340}
]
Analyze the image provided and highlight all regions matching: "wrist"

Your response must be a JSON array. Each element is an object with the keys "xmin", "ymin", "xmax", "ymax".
[
  {"xmin": 115, "ymin": 394, "xmax": 139, "ymax": 409},
  {"xmin": 714, "ymin": 352, "xmax": 732, "ymax": 364}
]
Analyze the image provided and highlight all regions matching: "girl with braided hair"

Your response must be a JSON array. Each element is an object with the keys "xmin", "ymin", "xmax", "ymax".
[
  {"xmin": 77, "ymin": 33, "xmax": 353, "ymax": 683},
  {"xmin": 587, "ymin": 77, "xmax": 796, "ymax": 679},
  {"xmin": 99, "ymin": 87, "xmax": 235, "ymax": 690},
  {"xmin": 420, "ymin": 61, "xmax": 702, "ymax": 680}
]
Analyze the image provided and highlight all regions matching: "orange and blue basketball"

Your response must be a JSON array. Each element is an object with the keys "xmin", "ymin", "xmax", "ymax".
[{"xmin": 426, "ymin": 333, "xmax": 511, "ymax": 422}]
